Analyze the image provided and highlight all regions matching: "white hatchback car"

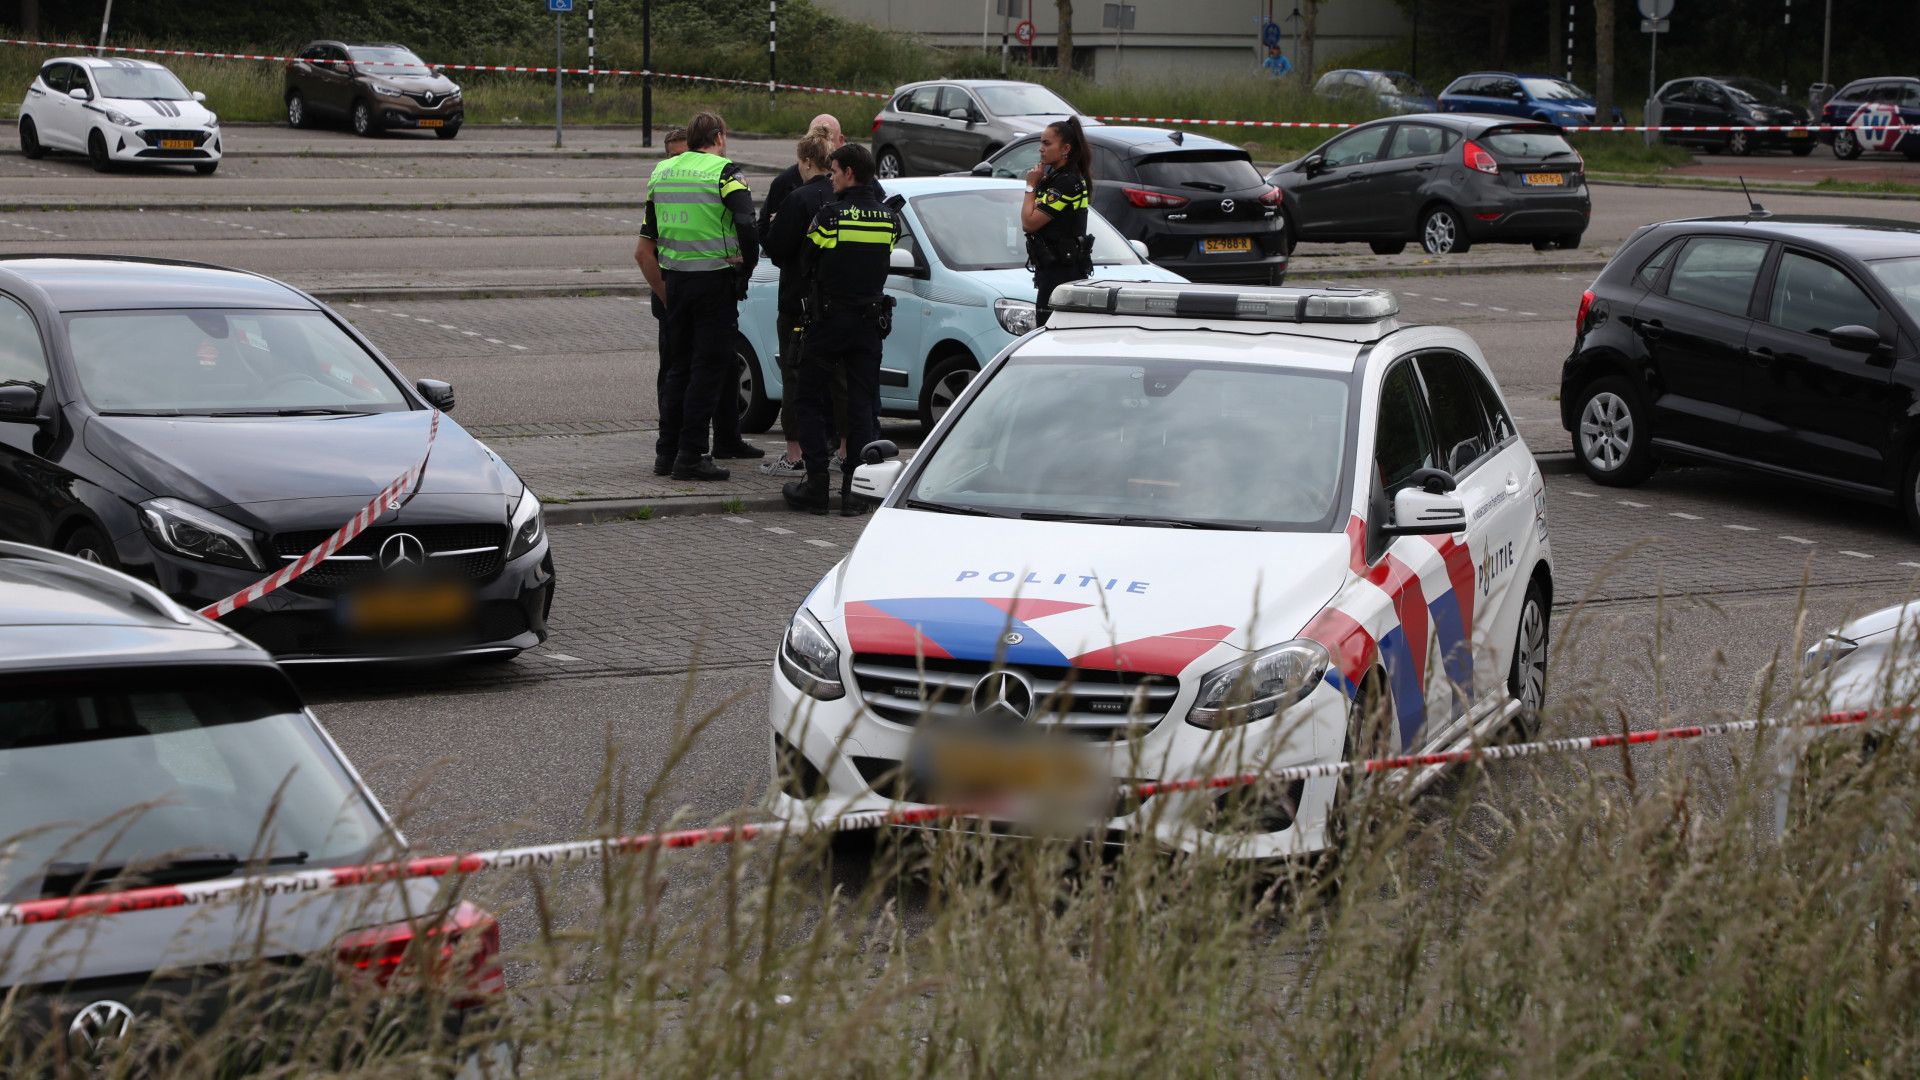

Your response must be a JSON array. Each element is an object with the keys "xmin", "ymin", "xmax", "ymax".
[
  {"xmin": 767, "ymin": 281, "xmax": 1554, "ymax": 860},
  {"xmin": 18, "ymin": 56, "xmax": 222, "ymax": 174}
]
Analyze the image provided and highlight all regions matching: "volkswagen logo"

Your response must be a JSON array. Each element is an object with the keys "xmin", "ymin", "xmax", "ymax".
[
  {"xmin": 1219, "ymin": 198, "xmax": 1236, "ymax": 214},
  {"xmin": 377, "ymin": 532, "xmax": 425, "ymax": 572},
  {"xmin": 68, "ymin": 1000, "xmax": 134, "ymax": 1058},
  {"xmin": 970, "ymin": 670, "xmax": 1034, "ymax": 725}
]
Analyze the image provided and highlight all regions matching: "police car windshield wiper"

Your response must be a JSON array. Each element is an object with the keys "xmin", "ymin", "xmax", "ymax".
[
  {"xmin": 1018, "ymin": 510, "xmax": 1259, "ymax": 530},
  {"xmin": 904, "ymin": 498, "xmax": 1012, "ymax": 518}
]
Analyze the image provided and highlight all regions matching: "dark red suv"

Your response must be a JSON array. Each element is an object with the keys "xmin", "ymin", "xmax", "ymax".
[{"xmin": 284, "ymin": 41, "xmax": 464, "ymax": 139}]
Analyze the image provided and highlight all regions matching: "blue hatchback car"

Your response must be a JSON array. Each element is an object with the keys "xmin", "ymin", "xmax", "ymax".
[
  {"xmin": 1439, "ymin": 72, "xmax": 1603, "ymax": 128},
  {"xmin": 736, "ymin": 176, "xmax": 1185, "ymax": 432}
]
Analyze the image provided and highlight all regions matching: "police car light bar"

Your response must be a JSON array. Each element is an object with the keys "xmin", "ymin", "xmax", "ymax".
[{"xmin": 1048, "ymin": 281, "xmax": 1399, "ymax": 324}]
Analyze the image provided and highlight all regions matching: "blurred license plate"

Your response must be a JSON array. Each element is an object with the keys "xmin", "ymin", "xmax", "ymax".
[
  {"xmin": 160, "ymin": 139, "xmax": 195, "ymax": 149},
  {"xmin": 1202, "ymin": 236, "xmax": 1253, "ymax": 254},
  {"xmin": 345, "ymin": 581, "xmax": 472, "ymax": 633},
  {"xmin": 922, "ymin": 734, "xmax": 1097, "ymax": 801},
  {"xmin": 419, "ymin": 119, "xmax": 445, "ymax": 128},
  {"xmin": 1523, "ymin": 172, "xmax": 1565, "ymax": 186},
  {"xmin": 1789, "ymin": 128, "xmax": 1810, "ymax": 138}
]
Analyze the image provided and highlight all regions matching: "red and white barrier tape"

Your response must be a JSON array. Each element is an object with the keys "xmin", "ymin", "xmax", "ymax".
[
  {"xmin": 0, "ymin": 706, "xmax": 1890, "ymax": 930},
  {"xmin": 195, "ymin": 410, "xmax": 438, "ymax": 621}
]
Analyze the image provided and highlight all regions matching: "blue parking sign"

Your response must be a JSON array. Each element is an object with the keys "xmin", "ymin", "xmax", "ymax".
[
  {"xmin": 548, "ymin": 0, "xmax": 573, "ymax": 10},
  {"xmin": 1261, "ymin": 21, "xmax": 1282, "ymax": 47}
]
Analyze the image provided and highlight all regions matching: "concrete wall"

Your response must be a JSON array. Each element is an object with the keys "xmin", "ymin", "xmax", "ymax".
[{"xmin": 814, "ymin": 0, "xmax": 1409, "ymax": 80}]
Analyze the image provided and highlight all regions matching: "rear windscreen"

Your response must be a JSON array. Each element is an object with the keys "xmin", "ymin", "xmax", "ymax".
[
  {"xmin": 1481, "ymin": 128, "xmax": 1578, "ymax": 159},
  {"xmin": 1133, "ymin": 152, "xmax": 1264, "ymax": 193}
]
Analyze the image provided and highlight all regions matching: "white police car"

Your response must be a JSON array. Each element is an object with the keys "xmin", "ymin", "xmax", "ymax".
[
  {"xmin": 18, "ymin": 57, "xmax": 222, "ymax": 174},
  {"xmin": 767, "ymin": 281, "xmax": 1553, "ymax": 859}
]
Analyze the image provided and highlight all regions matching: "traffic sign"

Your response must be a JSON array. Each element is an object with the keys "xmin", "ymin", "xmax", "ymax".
[
  {"xmin": 548, "ymin": 0, "xmax": 573, "ymax": 11},
  {"xmin": 1014, "ymin": 19, "xmax": 1036, "ymax": 45},
  {"xmin": 1262, "ymin": 21, "xmax": 1282, "ymax": 47},
  {"xmin": 1635, "ymin": 0, "xmax": 1673, "ymax": 19},
  {"xmin": 1640, "ymin": 17, "xmax": 1669, "ymax": 32}
]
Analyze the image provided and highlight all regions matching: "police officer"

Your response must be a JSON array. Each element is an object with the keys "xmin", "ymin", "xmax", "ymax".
[
  {"xmin": 639, "ymin": 111, "xmax": 757, "ymax": 481},
  {"xmin": 783, "ymin": 144, "xmax": 898, "ymax": 516},
  {"xmin": 1020, "ymin": 117, "xmax": 1094, "ymax": 325}
]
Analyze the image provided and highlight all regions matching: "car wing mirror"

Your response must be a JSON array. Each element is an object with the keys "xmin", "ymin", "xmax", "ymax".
[
  {"xmin": 1302, "ymin": 154, "xmax": 1325, "ymax": 174},
  {"xmin": 68, "ymin": 88, "xmax": 90, "ymax": 102},
  {"xmin": 971, "ymin": 161, "xmax": 993, "ymax": 176},
  {"xmin": 947, "ymin": 108, "xmax": 974, "ymax": 124},
  {"xmin": 415, "ymin": 378, "xmax": 456, "ymax": 411},
  {"xmin": 1387, "ymin": 482, "xmax": 1466, "ymax": 536},
  {"xmin": 1511, "ymin": 90, "xmax": 1528, "ymax": 100},
  {"xmin": 0, "ymin": 383, "xmax": 41, "ymax": 421},
  {"xmin": 887, "ymin": 246, "xmax": 925, "ymax": 278},
  {"xmin": 1821, "ymin": 324, "xmax": 1885, "ymax": 353},
  {"xmin": 191, "ymin": 90, "xmax": 207, "ymax": 103},
  {"xmin": 1129, "ymin": 239, "xmax": 1150, "ymax": 261},
  {"xmin": 851, "ymin": 440, "xmax": 904, "ymax": 502}
]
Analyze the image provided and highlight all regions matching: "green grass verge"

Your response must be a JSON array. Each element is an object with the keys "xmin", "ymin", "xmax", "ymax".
[{"xmin": 1813, "ymin": 176, "xmax": 1920, "ymax": 197}]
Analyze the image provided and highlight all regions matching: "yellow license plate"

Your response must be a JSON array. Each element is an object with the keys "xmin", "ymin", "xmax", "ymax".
[
  {"xmin": 925, "ymin": 735, "xmax": 1097, "ymax": 801},
  {"xmin": 1523, "ymin": 172, "xmax": 1565, "ymax": 186},
  {"xmin": 1789, "ymin": 128, "xmax": 1810, "ymax": 138},
  {"xmin": 1202, "ymin": 236, "xmax": 1254, "ymax": 254},
  {"xmin": 160, "ymin": 139, "xmax": 195, "ymax": 150},
  {"xmin": 419, "ymin": 119, "xmax": 445, "ymax": 128},
  {"xmin": 346, "ymin": 582, "xmax": 473, "ymax": 633}
]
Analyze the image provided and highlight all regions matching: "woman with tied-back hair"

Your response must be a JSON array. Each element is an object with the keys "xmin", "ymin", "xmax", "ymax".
[{"xmin": 1019, "ymin": 116, "xmax": 1094, "ymax": 325}]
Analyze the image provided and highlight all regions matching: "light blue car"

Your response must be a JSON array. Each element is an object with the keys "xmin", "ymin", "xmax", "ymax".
[{"xmin": 736, "ymin": 176, "xmax": 1186, "ymax": 432}]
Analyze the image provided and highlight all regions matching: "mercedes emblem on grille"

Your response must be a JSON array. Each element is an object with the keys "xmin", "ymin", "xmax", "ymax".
[
  {"xmin": 68, "ymin": 1000, "xmax": 135, "ymax": 1057},
  {"xmin": 1220, "ymin": 198, "xmax": 1236, "ymax": 214},
  {"xmin": 971, "ymin": 670, "xmax": 1034, "ymax": 725},
  {"xmin": 378, "ymin": 532, "xmax": 425, "ymax": 571}
]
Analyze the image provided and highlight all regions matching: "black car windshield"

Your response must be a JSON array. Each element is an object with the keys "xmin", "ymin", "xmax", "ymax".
[
  {"xmin": 1135, "ymin": 151, "xmax": 1265, "ymax": 193},
  {"xmin": 1868, "ymin": 257, "xmax": 1920, "ymax": 325},
  {"xmin": 348, "ymin": 46, "xmax": 431, "ymax": 76},
  {"xmin": 976, "ymin": 84, "xmax": 1076, "ymax": 116},
  {"xmin": 906, "ymin": 356, "xmax": 1351, "ymax": 530},
  {"xmin": 66, "ymin": 309, "xmax": 410, "ymax": 415},
  {"xmin": 1481, "ymin": 126, "xmax": 1578, "ymax": 158},
  {"xmin": 0, "ymin": 668, "xmax": 388, "ymax": 902},
  {"xmin": 92, "ymin": 66, "xmax": 192, "ymax": 100},
  {"xmin": 913, "ymin": 188, "xmax": 1138, "ymax": 271},
  {"xmin": 1720, "ymin": 77, "xmax": 1793, "ymax": 106},
  {"xmin": 1521, "ymin": 78, "xmax": 1591, "ymax": 101}
]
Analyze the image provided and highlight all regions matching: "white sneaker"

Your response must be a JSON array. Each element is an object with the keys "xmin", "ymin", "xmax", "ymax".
[
  {"xmin": 831, "ymin": 450, "xmax": 846, "ymax": 471},
  {"xmin": 760, "ymin": 455, "xmax": 805, "ymax": 476}
]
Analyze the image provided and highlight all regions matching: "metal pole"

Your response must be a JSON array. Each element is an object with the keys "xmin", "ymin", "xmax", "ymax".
[
  {"xmin": 1819, "ymin": 0, "xmax": 1831, "ymax": 91},
  {"xmin": 588, "ymin": 0, "xmax": 595, "ymax": 97},
  {"xmin": 97, "ymin": 0, "xmax": 114, "ymax": 50},
  {"xmin": 555, "ymin": 12, "xmax": 564, "ymax": 149},
  {"xmin": 1565, "ymin": 1, "xmax": 1575, "ymax": 83},
  {"xmin": 1409, "ymin": 0, "xmax": 1417, "ymax": 81},
  {"xmin": 1002, "ymin": 1, "xmax": 1011, "ymax": 74},
  {"xmin": 642, "ymin": 0, "xmax": 653, "ymax": 147},
  {"xmin": 1781, "ymin": 0, "xmax": 1790, "ymax": 95},
  {"xmin": 769, "ymin": 0, "xmax": 777, "ymax": 109}
]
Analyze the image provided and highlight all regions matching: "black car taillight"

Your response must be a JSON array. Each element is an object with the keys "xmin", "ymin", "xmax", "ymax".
[
  {"xmin": 1259, "ymin": 186, "xmax": 1283, "ymax": 206},
  {"xmin": 1462, "ymin": 139, "xmax": 1499, "ymax": 174},
  {"xmin": 1124, "ymin": 187, "xmax": 1189, "ymax": 209}
]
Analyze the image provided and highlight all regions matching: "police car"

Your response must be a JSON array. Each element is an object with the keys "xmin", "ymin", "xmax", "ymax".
[{"xmin": 767, "ymin": 281, "xmax": 1553, "ymax": 860}]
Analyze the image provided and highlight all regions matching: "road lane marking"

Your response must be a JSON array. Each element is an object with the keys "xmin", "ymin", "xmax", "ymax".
[
  {"xmin": 1724, "ymin": 524, "xmax": 1757, "ymax": 531},
  {"xmin": 765, "ymin": 527, "xmax": 793, "ymax": 535},
  {"xmin": 1669, "ymin": 512, "xmax": 1701, "ymax": 520},
  {"xmin": 1779, "ymin": 535, "xmax": 1814, "ymax": 544},
  {"xmin": 1616, "ymin": 500, "xmax": 1647, "ymax": 508},
  {"xmin": 804, "ymin": 539, "xmax": 835, "ymax": 548},
  {"xmin": 1562, "ymin": 490, "xmax": 1597, "ymax": 498},
  {"xmin": 1840, "ymin": 550, "xmax": 1874, "ymax": 559}
]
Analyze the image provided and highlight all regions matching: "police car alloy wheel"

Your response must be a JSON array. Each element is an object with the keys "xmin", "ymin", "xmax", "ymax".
[{"xmin": 1508, "ymin": 581, "xmax": 1549, "ymax": 736}]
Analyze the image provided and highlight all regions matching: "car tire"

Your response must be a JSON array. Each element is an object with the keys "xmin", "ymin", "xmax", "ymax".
[
  {"xmin": 286, "ymin": 91, "xmax": 309, "ymax": 129},
  {"xmin": 1556, "ymin": 231, "xmax": 1584, "ymax": 250},
  {"xmin": 1791, "ymin": 143, "xmax": 1815, "ymax": 157},
  {"xmin": 876, "ymin": 146, "xmax": 905, "ymax": 179},
  {"xmin": 1573, "ymin": 375, "xmax": 1657, "ymax": 486},
  {"xmin": 736, "ymin": 336, "xmax": 779, "ymax": 434},
  {"xmin": 1369, "ymin": 240, "xmax": 1406, "ymax": 255},
  {"xmin": 19, "ymin": 117, "xmax": 45, "ymax": 160},
  {"xmin": 1727, "ymin": 130, "xmax": 1753, "ymax": 156},
  {"xmin": 1703, "ymin": 143, "xmax": 1724, "ymax": 155},
  {"xmin": 352, "ymin": 100, "xmax": 379, "ymax": 138},
  {"xmin": 87, "ymin": 129, "xmax": 112, "ymax": 172},
  {"xmin": 1323, "ymin": 668, "xmax": 1394, "ymax": 860},
  {"xmin": 1506, "ymin": 577, "xmax": 1549, "ymax": 740},
  {"xmin": 435, "ymin": 124, "xmax": 461, "ymax": 140},
  {"xmin": 920, "ymin": 351, "xmax": 977, "ymax": 432},
  {"xmin": 62, "ymin": 525, "xmax": 118, "ymax": 568},
  {"xmin": 1832, "ymin": 129, "xmax": 1861, "ymax": 159},
  {"xmin": 1419, "ymin": 204, "xmax": 1469, "ymax": 255},
  {"xmin": 1899, "ymin": 445, "xmax": 1920, "ymax": 535},
  {"xmin": 194, "ymin": 162, "xmax": 219, "ymax": 175}
]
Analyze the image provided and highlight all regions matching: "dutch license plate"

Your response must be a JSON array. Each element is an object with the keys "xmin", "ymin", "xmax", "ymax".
[
  {"xmin": 419, "ymin": 119, "xmax": 445, "ymax": 128},
  {"xmin": 1202, "ymin": 236, "xmax": 1254, "ymax": 254},
  {"xmin": 922, "ymin": 734, "xmax": 1097, "ymax": 802},
  {"xmin": 344, "ymin": 581, "xmax": 473, "ymax": 633},
  {"xmin": 1523, "ymin": 172, "xmax": 1565, "ymax": 187},
  {"xmin": 1789, "ymin": 128, "xmax": 1810, "ymax": 138},
  {"xmin": 160, "ymin": 138, "xmax": 195, "ymax": 150}
]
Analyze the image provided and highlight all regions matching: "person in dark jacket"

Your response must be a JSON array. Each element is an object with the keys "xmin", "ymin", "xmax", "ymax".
[
  {"xmin": 758, "ymin": 133, "xmax": 836, "ymax": 474},
  {"xmin": 1020, "ymin": 116, "xmax": 1094, "ymax": 326}
]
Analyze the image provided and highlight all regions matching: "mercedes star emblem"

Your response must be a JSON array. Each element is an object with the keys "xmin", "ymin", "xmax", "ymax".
[
  {"xmin": 1220, "ymin": 198, "xmax": 1236, "ymax": 214},
  {"xmin": 68, "ymin": 999, "xmax": 135, "ymax": 1058},
  {"xmin": 1002, "ymin": 631, "xmax": 1024, "ymax": 646},
  {"xmin": 971, "ymin": 670, "xmax": 1035, "ymax": 725},
  {"xmin": 378, "ymin": 532, "xmax": 425, "ymax": 571}
]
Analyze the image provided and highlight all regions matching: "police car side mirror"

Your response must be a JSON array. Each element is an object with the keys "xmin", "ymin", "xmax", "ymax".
[
  {"xmin": 1387, "ymin": 485, "xmax": 1466, "ymax": 536},
  {"xmin": 852, "ymin": 442, "xmax": 903, "ymax": 503},
  {"xmin": 1129, "ymin": 239, "xmax": 1150, "ymax": 261}
]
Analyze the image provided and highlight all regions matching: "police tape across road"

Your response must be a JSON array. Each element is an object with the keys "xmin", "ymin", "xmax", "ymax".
[
  {"xmin": 194, "ymin": 410, "xmax": 438, "ymax": 621},
  {"xmin": 0, "ymin": 706, "xmax": 1889, "ymax": 931}
]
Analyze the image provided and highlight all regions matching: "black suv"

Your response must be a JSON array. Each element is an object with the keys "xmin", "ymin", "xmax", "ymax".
[
  {"xmin": 1560, "ymin": 216, "xmax": 1920, "ymax": 524},
  {"xmin": 967, "ymin": 126, "xmax": 1288, "ymax": 285}
]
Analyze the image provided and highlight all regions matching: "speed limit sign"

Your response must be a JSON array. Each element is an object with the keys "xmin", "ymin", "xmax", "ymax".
[{"xmin": 1014, "ymin": 19, "xmax": 1036, "ymax": 45}]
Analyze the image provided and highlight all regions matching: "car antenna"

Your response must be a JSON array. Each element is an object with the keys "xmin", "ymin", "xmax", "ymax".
[
  {"xmin": 1738, "ymin": 175, "xmax": 1767, "ymax": 216},
  {"xmin": 1170, "ymin": 130, "xmax": 1183, "ymax": 145}
]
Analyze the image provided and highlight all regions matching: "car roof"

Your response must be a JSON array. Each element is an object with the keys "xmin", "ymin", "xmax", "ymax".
[
  {"xmin": 1084, "ymin": 126, "xmax": 1245, "ymax": 154},
  {"xmin": 1343, "ymin": 112, "xmax": 1543, "ymax": 133},
  {"xmin": 0, "ymin": 256, "xmax": 316, "ymax": 313},
  {"xmin": 1652, "ymin": 214, "xmax": 1920, "ymax": 259},
  {"xmin": 49, "ymin": 56, "xmax": 168, "ymax": 70}
]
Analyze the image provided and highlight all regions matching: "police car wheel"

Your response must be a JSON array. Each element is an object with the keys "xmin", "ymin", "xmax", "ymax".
[
  {"xmin": 1832, "ymin": 130, "xmax": 1861, "ymax": 160},
  {"xmin": 1506, "ymin": 579, "xmax": 1548, "ymax": 739},
  {"xmin": 736, "ymin": 337, "xmax": 779, "ymax": 434},
  {"xmin": 1573, "ymin": 376, "xmax": 1656, "ymax": 486},
  {"xmin": 1324, "ymin": 670, "xmax": 1394, "ymax": 859}
]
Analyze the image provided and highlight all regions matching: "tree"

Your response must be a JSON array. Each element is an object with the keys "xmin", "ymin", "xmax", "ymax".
[
  {"xmin": 1056, "ymin": 0, "xmax": 1073, "ymax": 74},
  {"xmin": 1593, "ymin": 0, "xmax": 1615, "ymax": 118},
  {"xmin": 1297, "ymin": 0, "xmax": 1319, "ymax": 86}
]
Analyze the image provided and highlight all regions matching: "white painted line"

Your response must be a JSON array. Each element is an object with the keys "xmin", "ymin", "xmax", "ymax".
[
  {"xmin": 1669, "ymin": 512, "xmax": 1702, "ymax": 520},
  {"xmin": 484, "ymin": 338, "xmax": 505, "ymax": 345},
  {"xmin": 1519, "ymin": 311, "xmax": 1538, "ymax": 317},
  {"xmin": 1724, "ymin": 524, "xmax": 1757, "ymax": 532},
  {"xmin": 389, "ymin": 312, "xmax": 411, "ymax": 318},
  {"xmin": 508, "ymin": 344, "xmax": 529, "ymax": 351},
  {"xmin": 1901, "ymin": 562, "xmax": 1920, "ymax": 570},
  {"xmin": 437, "ymin": 324, "xmax": 458, "ymax": 330},
  {"xmin": 804, "ymin": 539, "xmax": 835, "ymax": 548},
  {"xmin": 543, "ymin": 652, "xmax": 583, "ymax": 662},
  {"xmin": 1779, "ymin": 535, "xmax": 1814, "ymax": 545},
  {"xmin": 1562, "ymin": 490, "xmax": 1598, "ymax": 498},
  {"xmin": 1840, "ymin": 550, "xmax": 1874, "ymax": 559},
  {"xmin": 765, "ymin": 527, "xmax": 794, "ymax": 535},
  {"xmin": 1616, "ymin": 500, "xmax": 1648, "ymax": 508},
  {"xmin": 1457, "ymin": 301, "xmax": 1478, "ymax": 308},
  {"xmin": 723, "ymin": 516, "xmax": 755, "ymax": 525},
  {"xmin": 1488, "ymin": 306, "xmax": 1508, "ymax": 312},
  {"xmin": 463, "ymin": 330, "xmax": 480, "ymax": 336}
]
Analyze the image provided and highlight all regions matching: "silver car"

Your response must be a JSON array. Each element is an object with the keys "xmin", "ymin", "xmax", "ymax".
[{"xmin": 870, "ymin": 79, "xmax": 1096, "ymax": 179}]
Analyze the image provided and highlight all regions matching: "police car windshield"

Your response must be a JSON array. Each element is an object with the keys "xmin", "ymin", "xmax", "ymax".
[
  {"xmin": 92, "ymin": 66, "xmax": 192, "ymax": 101},
  {"xmin": 907, "ymin": 356, "xmax": 1351, "ymax": 531},
  {"xmin": 914, "ymin": 188, "xmax": 1137, "ymax": 272},
  {"xmin": 65, "ymin": 309, "xmax": 410, "ymax": 415}
]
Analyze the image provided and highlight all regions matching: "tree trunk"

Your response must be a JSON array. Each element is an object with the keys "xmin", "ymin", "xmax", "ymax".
[
  {"xmin": 1594, "ymin": 0, "xmax": 1615, "ymax": 118},
  {"xmin": 1548, "ymin": 0, "xmax": 1559, "ymax": 74},
  {"xmin": 21, "ymin": 0, "xmax": 40, "ymax": 37},
  {"xmin": 1299, "ymin": 0, "xmax": 1319, "ymax": 86},
  {"xmin": 1489, "ymin": 0, "xmax": 1513, "ymax": 67},
  {"xmin": 1056, "ymin": 0, "xmax": 1073, "ymax": 74}
]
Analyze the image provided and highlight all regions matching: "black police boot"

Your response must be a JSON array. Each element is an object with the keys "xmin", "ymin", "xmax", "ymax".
[
  {"xmin": 783, "ymin": 471, "xmax": 830, "ymax": 515},
  {"xmin": 653, "ymin": 452, "xmax": 673, "ymax": 477},
  {"xmin": 840, "ymin": 472, "xmax": 867, "ymax": 517},
  {"xmin": 713, "ymin": 439, "xmax": 767, "ymax": 460},
  {"xmin": 670, "ymin": 450, "xmax": 730, "ymax": 481}
]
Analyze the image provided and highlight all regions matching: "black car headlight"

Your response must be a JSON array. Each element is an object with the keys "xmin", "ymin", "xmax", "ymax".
[
  {"xmin": 779, "ymin": 608, "xmax": 845, "ymax": 701},
  {"xmin": 506, "ymin": 486, "xmax": 544, "ymax": 560},
  {"xmin": 1186, "ymin": 639, "xmax": 1329, "ymax": 729},
  {"xmin": 140, "ymin": 497, "xmax": 264, "ymax": 570}
]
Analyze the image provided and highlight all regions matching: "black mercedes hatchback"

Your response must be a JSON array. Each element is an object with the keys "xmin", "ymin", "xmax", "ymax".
[
  {"xmin": 1560, "ymin": 216, "xmax": 1920, "ymax": 526},
  {"xmin": 0, "ymin": 256, "xmax": 554, "ymax": 660}
]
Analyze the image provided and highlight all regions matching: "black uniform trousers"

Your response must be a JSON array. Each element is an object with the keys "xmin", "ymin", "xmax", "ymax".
[
  {"xmin": 795, "ymin": 310, "xmax": 883, "ymax": 478},
  {"xmin": 1034, "ymin": 264, "xmax": 1087, "ymax": 327},
  {"xmin": 657, "ymin": 269, "xmax": 739, "ymax": 456},
  {"xmin": 654, "ymin": 292, "xmax": 740, "ymax": 453}
]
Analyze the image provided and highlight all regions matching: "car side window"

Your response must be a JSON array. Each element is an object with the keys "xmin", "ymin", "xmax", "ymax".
[
  {"xmin": 1458, "ymin": 355, "xmax": 1516, "ymax": 446},
  {"xmin": 1900, "ymin": 84, "xmax": 1920, "ymax": 108},
  {"xmin": 903, "ymin": 86, "xmax": 940, "ymax": 115},
  {"xmin": 1489, "ymin": 76, "xmax": 1522, "ymax": 98},
  {"xmin": 1386, "ymin": 123, "xmax": 1446, "ymax": 159},
  {"xmin": 40, "ymin": 63, "xmax": 70, "ymax": 93},
  {"xmin": 1416, "ymin": 353, "xmax": 1495, "ymax": 475},
  {"xmin": 1375, "ymin": 361, "xmax": 1436, "ymax": 494},
  {"xmin": 938, "ymin": 87, "xmax": 977, "ymax": 119},
  {"xmin": 1664, "ymin": 237, "xmax": 1769, "ymax": 317},
  {"xmin": 1092, "ymin": 145, "xmax": 1127, "ymax": 180},
  {"xmin": 0, "ymin": 295, "xmax": 49, "ymax": 396},
  {"xmin": 1634, "ymin": 237, "xmax": 1682, "ymax": 290},
  {"xmin": 991, "ymin": 139, "xmax": 1042, "ymax": 179},
  {"xmin": 1769, "ymin": 251, "xmax": 1880, "ymax": 336},
  {"xmin": 68, "ymin": 66, "xmax": 92, "ymax": 97},
  {"xmin": 1323, "ymin": 125, "xmax": 1390, "ymax": 168}
]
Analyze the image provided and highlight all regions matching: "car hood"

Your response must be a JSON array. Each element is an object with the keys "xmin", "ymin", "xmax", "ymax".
[
  {"xmin": 809, "ymin": 508, "xmax": 1350, "ymax": 678},
  {"xmin": 101, "ymin": 96, "xmax": 215, "ymax": 124},
  {"xmin": 365, "ymin": 73, "xmax": 460, "ymax": 94},
  {"xmin": 85, "ymin": 410, "xmax": 515, "ymax": 512}
]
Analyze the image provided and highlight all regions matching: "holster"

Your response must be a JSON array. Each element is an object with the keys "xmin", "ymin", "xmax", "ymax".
[{"xmin": 1026, "ymin": 232, "xmax": 1094, "ymax": 275}]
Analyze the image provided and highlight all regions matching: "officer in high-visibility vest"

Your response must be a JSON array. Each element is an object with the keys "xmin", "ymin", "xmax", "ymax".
[
  {"xmin": 784, "ymin": 144, "xmax": 899, "ymax": 516},
  {"xmin": 639, "ymin": 111, "xmax": 758, "ymax": 481}
]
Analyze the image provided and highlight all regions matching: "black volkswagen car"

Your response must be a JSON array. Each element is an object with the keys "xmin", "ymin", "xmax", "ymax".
[
  {"xmin": 0, "ymin": 256, "xmax": 554, "ymax": 661},
  {"xmin": 1650, "ymin": 76, "xmax": 1816, "ymax": 157},
  {"xmin": 1266, "ymin": 113, "xmax": 1590, "ymax": 255},
  {"xmin": 1560, "ymin": 216, "xmax": 1920, "ymax": 526}
]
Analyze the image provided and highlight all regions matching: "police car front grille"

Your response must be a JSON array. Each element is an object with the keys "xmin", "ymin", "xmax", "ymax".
[
  {"xmin": 271, "ymin": 523, "xmax": 506, "ymax": 591},
  {"xmin": 849, "ymin": 655, "xmax": 1178, "ymax": 739}
]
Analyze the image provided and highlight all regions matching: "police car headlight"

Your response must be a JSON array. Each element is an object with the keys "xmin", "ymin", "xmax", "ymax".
[
  {"xmin": 506, "ymin": 486, "xmax": 544, "ymax": 560},
  {"xmin": 1186, "ymin": 639, "xmax": 1330, "ymax": 729},
  {"xmin": 140, "ymin": 497, "xmax": 264, "ymax": 571},
  {"xmin": 1804, "ymin": 634, "xmax": 1860, "ymax": 674},
  {"xmin": 780, "ymin": 608, "xmax": 845, "ymax": 700},
  {"xmin": 994, "ymin": 298, "xmax": 1038, "ymax": 336}
]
